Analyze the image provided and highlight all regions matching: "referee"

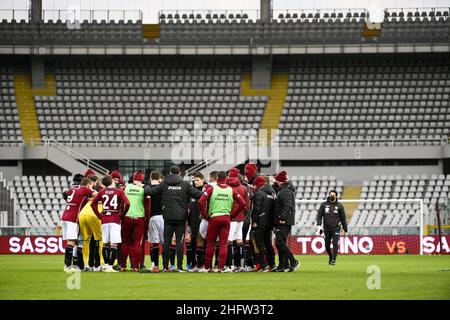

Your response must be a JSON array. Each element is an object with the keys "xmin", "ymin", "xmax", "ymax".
[{"xmin": 316, "ymin": 190, "xmax": 348, "ymax": 265}]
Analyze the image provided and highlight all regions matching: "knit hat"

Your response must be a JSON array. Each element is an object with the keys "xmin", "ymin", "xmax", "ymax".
[
  {"xmin": 133, "ymin": 170, "xmax": 145, "ymax": 182},
  {"xmin": 228, "ymin": 167, "xmax": 240, "ymax": 178},
  {"xmin": 253, "ymin": 176, "xmax": 266, "ymax": 190},
  {"xmin": 84, "ymin": 169, "xmax": 96, "ymax": 177},
  {"xmin": 274, "ymin": 171, "xmax": 288, "ymax": 183},
  {"xmin": 111, "ymin": 170, "xmax": 122, "ymax": 181},
  {"xmin": 244, "ymin": 162, "xmax": 258, "ymax": 180}
]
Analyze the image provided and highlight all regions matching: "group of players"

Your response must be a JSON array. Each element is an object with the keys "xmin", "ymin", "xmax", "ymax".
[{"xmin": 60, "ymin": 162, "xmax": 348, "ymax": 273}]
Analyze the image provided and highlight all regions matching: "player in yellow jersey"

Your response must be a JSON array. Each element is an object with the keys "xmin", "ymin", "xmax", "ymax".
[{"xmin": 78, "ymin": 176, "xmax": 105, "ymax": 271}]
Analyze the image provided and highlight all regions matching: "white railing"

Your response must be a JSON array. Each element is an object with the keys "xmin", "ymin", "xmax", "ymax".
[
  {"xmin": 43, "ymin": 138, "xmax": 109, "ymax": 176},
  {"xmin": 1, "ymin": 135, "xmax": 449, "ymax": 148},
  {"xmin": 0, "ymin": 9, "xmax": 143, "ymax": 22},
  {"xmin": 275, "ymin": 136, "xmax": 449, "ymax": 147},
  {"xmin": 41, "ymin": 9, "xmax": 143, "ymax": 23},
  {"xmin": 0, "ymin": 9, "xmax": 29, "ymax": 22}
]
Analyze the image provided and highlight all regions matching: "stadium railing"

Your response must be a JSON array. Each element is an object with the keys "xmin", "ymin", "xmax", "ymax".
[
  {"xmin": 0, "ymin": 9, "xmax": 143, "ymax": 22},
  {"xmin": 42, "ymin": 138, "xmax": 110, "ymax": 176},
  {"xmin": 0, "ymin": 9, "xmax": 29, "ymax": 22},
  {"xmin": 275, "ymin": 136, "xmax": 449, "ymax": 147},
  {"xmin": 41, "ymin": 9, "xmax": 143, "ymax": 23},
  {"xmin": 28, "ymin": 135, "xmax": 448, "ymax": 148}
]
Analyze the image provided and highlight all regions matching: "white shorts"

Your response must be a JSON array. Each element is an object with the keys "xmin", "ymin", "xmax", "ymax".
[
  {"xmin": 199, "ymin": 219, "xmax": 209, "ymax": 239},
  {"xmin": 228, "ymin": 221, "xmax": 243, "ymax": 241},
  {"xmin": 101, "ymin": 223, "xmax": 121, "ymax": 244},
  {"xmin": 148, "ymin": 215, "xmax": 164, "ymax": 244},
  {"xmin": 61, "ymin": 221, "xmax": 82, "ymax": 241}
]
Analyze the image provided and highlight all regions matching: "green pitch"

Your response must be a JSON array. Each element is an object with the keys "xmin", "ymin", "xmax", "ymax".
[{"xmin": 0, "ymin": 255, "xmax": 449, "ymax": 300}]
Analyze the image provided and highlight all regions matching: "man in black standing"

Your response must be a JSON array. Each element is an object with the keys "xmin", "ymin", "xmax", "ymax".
[
  {"xmin": 316, "ymin": 189, "xmax": 348, "ymax": 266},
  {"xmin": 145, "ymin": 165, "xmax": 202, "ymax": 272},
  {"xmin": 251, "ymin": 175, "xmax": 276, "ymax": 272},
  {"xmin": 272, "ymin": 171, "xmax": 299, "ymax": 272}
]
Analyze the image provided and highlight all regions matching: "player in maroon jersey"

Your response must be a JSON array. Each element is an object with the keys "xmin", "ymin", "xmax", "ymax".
[
  {"xmin": 61, "ymin": 177, "xmax": 97, "ymax": 272},
  {"xmin": 91, "ymin": 175, "xmax": 130, "ymax": 272}
]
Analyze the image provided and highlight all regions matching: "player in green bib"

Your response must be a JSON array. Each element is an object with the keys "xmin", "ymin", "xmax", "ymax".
[
  {"xmin": 197, "ymin": 171, "xmax": 247, "ymax": 272},
  {"xmin": 121, "ymin": 171, "xmax": 150, "ymax": 272}
]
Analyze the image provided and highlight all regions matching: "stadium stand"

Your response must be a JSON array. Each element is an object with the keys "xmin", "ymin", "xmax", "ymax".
[
  {"xmin": 349, "ymin": 174, "xmax": 450, "ymax": 235},
  {"xmin": 35, "ymin": 59, "xmax": 266, "ymax": 145},
  {"xmin": 0, "ymin": 54, "xmax": 447, "ymax": 147},
  {"xmin": 0, "ymin": 8, "xmax": 448, "ymax": 46},
  {"xmin": 279, "ymin": 55, "xmax": 450, "ymax": 146},
  {"xmin": 7, "ymin": 175, "xmax": 71, "ymax": 233},
  {"xmin": 157, "ymin": 8, "xmax": 449, "ymax": 45},
  {"xmin": 292, "ymin": 175, "xmax": 343, "ymax": 236},
  {"xmin": 0, "ymin": 19, "xmax": 143, "ymax": 45},
  {"xmin": 0, "ymin": 66, "xmax": 22, "ymax": 144},
  {"xmin": 289, "ymin": 174, "xmax": 450, "ymax": 236}
]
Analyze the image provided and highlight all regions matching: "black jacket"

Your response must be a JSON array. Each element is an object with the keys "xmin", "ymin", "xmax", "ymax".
[
  {"xmin": 273, "ymin": 181, "xmax": 296, "ymax": 226},
  {"xmin": 147, "ymin": 183, "xmax": 163, "ymax": 216},
  {"xmin": 242, "ymin": 180, "xmax": 254, "ymax": 224},
  {"xmin": 251, "ymin": 185, "xmax": 276, "ymax": 228},
  {"xmin": 145, "ymin": 174, "xmax": 202, "ymax": 223},
  {"xmin": 316, "ymin": 199, "xmax": 348, "ymax": 232},
  {"xmin": 188, "ymin": 183, "xmax": 204, "ymax": 227}
]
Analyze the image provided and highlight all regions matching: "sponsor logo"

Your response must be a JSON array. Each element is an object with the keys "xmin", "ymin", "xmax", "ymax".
[{"xmin": 7, "ymin": 236, "xmax": 65, "ymax": 254}]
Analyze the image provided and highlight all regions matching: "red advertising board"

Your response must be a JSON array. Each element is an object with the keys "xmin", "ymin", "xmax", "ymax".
[{"xmin": 0, "ymin": 235, "xmax": 448, "ymax": 254}]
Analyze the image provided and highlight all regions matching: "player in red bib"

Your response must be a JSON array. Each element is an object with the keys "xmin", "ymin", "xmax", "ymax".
[
  {"xmin": 61, "ymin": 177, "xmax": 97, "ymax": 272},
  {"xmin": 91, "ymin": 175, "xmax": 130, "ymax": 272}
]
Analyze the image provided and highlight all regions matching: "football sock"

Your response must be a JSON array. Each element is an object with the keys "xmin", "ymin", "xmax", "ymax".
[
  {"xmin": 102, "ymin": 247, "xmax": 110, "ymax": 265},
  {"xmin": 109, "ymin": 247, "xmax": 118, "ymax": 267},
  {"xmin": 186, "ymin": 242, "xmax": 193, "ymax": 266},
  {"xmin": 196, "ymin": 245, "xmax": 205, "ymax": 267},
  {"xmin": 93, "ymin": 241, "xmax": 101, "ymax": 268},
  {"xmin": 64, "ymin": 244, "xmax": 74, "ymax": 267},
  {"xmin": 88, "ymin": 238, "xmax": 96, "ymax": 267},
  {"xmin": 151, "ymin": 243, "xmax": 159, "ymax": 267},
  {"xmin": 226, "ymin": 242, "xmax": 233, "ymax": 267},
  {"xmin": 76, "ymin": 247, "xmax": 84, "ymax": 269},
  {"xmin": 236, "ymin": 242, "xmax": 244, "ymax": 268}
]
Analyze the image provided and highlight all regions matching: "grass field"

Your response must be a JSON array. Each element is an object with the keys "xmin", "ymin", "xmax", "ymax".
[{"xmin": 0, "ymin": 254, "xmax": 449, "ymax": 300}]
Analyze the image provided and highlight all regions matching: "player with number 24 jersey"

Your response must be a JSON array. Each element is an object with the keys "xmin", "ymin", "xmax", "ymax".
[{"xmin": 91, "ymin": 187, "xmax": 130, "ymax": 224}]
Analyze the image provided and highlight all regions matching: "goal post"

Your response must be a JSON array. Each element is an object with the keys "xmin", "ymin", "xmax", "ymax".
[{"xmin": 292, "ymin": 198, "xmax": 430, "ymax": 255}]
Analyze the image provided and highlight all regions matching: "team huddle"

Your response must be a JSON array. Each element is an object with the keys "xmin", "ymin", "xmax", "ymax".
[{"xmin": 60, "ymin": 162, "xmax": 348, "ymax": 273}]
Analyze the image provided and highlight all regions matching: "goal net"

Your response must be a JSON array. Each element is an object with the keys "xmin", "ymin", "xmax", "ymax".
[{"xmin": 287, "ymin": 199, "xmax": 449, "ymax": 255}]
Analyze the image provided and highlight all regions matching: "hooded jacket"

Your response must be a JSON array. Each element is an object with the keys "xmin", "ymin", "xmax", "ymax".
[
  {"xmin": 251, "ymin": 184, "xmax": 276, "ymax": 228},
  {"xmin": 273, "ymin": 181, "xmax": 296, "ymax": 226},
  {"xmin": 144, "ymin": 174, "xmax": 202, "ymax": 223},
  {"xmin": 226, "ymin": 177, "xmax": 249, "ymax": 222}
]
